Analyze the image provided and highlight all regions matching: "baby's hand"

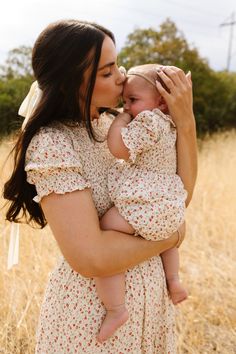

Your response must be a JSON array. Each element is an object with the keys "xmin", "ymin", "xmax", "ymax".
[{"xmin": 116, "ymin": 112, "xmax": 132, "ymax": 125}]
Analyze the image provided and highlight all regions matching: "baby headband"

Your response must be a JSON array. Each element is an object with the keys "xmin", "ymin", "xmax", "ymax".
[
  {"xmin": 128, "ymin": 69, "xmax": 170, "ymax": 93},
  {"xmin": 127, "ymin": 70, "xmax": 157, "ymax": 88}
]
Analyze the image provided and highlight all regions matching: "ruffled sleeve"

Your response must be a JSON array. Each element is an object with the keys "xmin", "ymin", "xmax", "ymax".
[
  {"xmin": 121, "ymin": 109, "xmax": 169, "ymax": 163},
  {"xmin": 25, "ymin": 124, "xmax": 91, "ymax": 203}
]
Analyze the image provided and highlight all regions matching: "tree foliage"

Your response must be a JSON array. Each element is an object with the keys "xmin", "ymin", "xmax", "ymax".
[
  {"xmin": 118, "ymin": 19, "xmax": 205, "ymax": 69},
  {"xmin": 0, "ymin": 46, "xmax": 33, "ymax": 79},
  {"xmin": 0, "ymin": 77, "xmax": 33, "ymax": 137},
  {"xmin": 0, "ymin": 46, "xmax": 34, "ymax": 138}
]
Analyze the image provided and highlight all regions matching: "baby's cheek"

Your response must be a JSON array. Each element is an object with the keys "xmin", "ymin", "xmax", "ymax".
[{"xmin": 132, "ymin": 105, "xmax": 141, "ymax": 117}]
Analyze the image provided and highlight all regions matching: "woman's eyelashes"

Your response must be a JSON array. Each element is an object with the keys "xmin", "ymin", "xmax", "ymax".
[
  {"xmin": 102, "ymin": 64, "xmax": 120, "ymax": 78},
  {"xmin": 103, "ymin": 71, "xmax": 112, "ymax": 77},
  {"xmin": 102, "ymin": 65, "xmax": 115, "ymax": 78}
]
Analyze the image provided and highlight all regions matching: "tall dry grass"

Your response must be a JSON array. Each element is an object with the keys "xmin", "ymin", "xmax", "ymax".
[{"xmin": 0, "ymin": 130, "xmax": 236, "ymax": 354}]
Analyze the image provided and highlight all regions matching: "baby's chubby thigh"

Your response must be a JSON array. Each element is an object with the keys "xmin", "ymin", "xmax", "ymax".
[
  {"xmin": 114, "ymin": 198, "xmax": 185, "ymax": 241},
  {"xmin": 137, "ymin": 201, "xmax": 185, "ymax": 241},
  {"xmin": 100, "ymin": 206, "xmax": 135, "ymax": 235}
]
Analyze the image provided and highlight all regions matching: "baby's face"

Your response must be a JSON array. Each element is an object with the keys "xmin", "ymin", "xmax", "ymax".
[{"xmin": 123, "ymin": 76, "xmax": 160, "ymax": 117}]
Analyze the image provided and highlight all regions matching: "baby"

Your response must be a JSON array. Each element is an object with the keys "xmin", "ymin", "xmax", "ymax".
[{"xmin": 96, "ymin": 64, "xmax": 188, "ymax": 343}]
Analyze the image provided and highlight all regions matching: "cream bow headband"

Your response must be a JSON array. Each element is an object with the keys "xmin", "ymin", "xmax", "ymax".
[
  {"xmin": 127, "ymin": 70, "xmax": 157, "ymax": 88},
  {"xmin": 127, "ymin": 68, "xmax": 170, "ymax": 94}
]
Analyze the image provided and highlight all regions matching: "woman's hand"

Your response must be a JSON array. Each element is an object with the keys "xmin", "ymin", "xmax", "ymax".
[
  {"xmin": 176, "ymin": 222, "xmax": 186, "ymax": 248},
  {"xmin": 155, "ymin": 66, "xmax": 194, "ymax": 129},
  {"xmin": 156, "ymin": 65, "xmax": 198, "ymax": 206}
]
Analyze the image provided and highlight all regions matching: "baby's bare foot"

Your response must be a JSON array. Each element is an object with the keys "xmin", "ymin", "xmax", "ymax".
[
  {"xmin": 97, "ymin": 305, "xmax": 129, "ymax": 343},
  {"xmin": 167, "ymin": 277, "xmax": 188, "ymax": 305}
]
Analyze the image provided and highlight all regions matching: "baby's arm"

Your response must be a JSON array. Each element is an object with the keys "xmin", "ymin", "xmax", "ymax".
[{"xmin": 107, "ymin": 113, "xmax": 132, "ymax": 160}]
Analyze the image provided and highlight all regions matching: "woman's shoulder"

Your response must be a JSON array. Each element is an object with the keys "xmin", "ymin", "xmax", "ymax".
[
  {"xmin": 29, "ymin": 121, "xmax": 79, "ymax": 150},
  {"xmin": 25, "ymin": 121, "xmax": 82, "ymax": 168}
]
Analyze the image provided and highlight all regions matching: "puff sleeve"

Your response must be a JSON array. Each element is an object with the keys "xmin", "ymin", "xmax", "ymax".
[
  {"xmin": 121, "ymin": 109, "xmax": 171, "ymax": 163},
  {"xmin": 25, "ymin": 125, "xmax": 91, "ymax": 203}
]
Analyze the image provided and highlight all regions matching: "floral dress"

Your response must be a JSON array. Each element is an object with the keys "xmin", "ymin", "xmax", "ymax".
[
  {"xmin": 25, "ymin": 113, "xmax": 176, "ymax": 354},
  {"xmin": 108, "ymin": 108, "xmax": 187, "ymax": 240}
]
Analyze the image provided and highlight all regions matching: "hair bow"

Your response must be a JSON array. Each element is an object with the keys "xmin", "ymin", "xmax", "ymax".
[
  {"xmin": 8, "ymin": 81, "xmax": 42, "ymax": 270},
  {"xmin": 19, "ymin": 81, "xmax": 43, "ymax": 129}
]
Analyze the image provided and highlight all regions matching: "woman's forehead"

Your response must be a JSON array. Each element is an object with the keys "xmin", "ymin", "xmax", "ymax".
[{"xmin": 98, "ymin": 36, "xmax": 117, "ymax": 68}]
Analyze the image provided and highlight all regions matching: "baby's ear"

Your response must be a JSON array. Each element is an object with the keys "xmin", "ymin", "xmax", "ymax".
[{"xmin": 158, "ymin": 96, "xmax": 169, "ymax": 114}]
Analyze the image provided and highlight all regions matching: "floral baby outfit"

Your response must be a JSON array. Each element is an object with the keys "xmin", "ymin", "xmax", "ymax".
[
  {"xmin": 25, "ymin": 113, "xmax": 176, "ymax": 353},
  {"xmin": 108, "ymin": 108, "xmax": 187, "ymax": 240}
]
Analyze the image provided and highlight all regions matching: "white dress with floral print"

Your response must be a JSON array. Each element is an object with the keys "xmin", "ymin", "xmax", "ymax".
[
  {"xmin": 25, "ymin": 113, "xmax": 176, "ymax": 354},
  {"xmin": 108, "ymin": 108, "xmax": 187, "ymax": 240}
]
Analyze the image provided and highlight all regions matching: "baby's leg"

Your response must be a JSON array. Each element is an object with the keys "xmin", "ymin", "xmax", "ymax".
[
  {"xmin": 95, "ymin": 207, "xmax": 132, "ymax": 343},
  {"xmin": 95, "ymin": 274, "xmax": 129, "ymax": 343},
  {"xmin": 161, "ymin": 247, "xmax": 188, "ymax": 305},
  {"xmin": 100, "ymin": 206, "xmax": 135, "ymax": 234}
]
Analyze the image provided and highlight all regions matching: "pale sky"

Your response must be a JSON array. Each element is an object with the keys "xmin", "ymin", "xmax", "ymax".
[{"xmin": 1, "ymin": 0, "xmax": 236, "ymax": 71}]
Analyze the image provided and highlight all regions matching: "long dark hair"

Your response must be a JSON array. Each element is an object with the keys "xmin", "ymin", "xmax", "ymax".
[{"xmin": 3, "ymin": 19, "xmax": 115, "ymax": 228}]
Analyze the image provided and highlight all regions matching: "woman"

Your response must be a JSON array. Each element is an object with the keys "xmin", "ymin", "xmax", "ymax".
[{"xmin": 4, "ymin": 20, "xmax": 197, "ymax": 353}]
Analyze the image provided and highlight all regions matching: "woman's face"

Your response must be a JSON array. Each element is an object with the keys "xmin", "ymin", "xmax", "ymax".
[{"xmin": 91, "ymin": 36, "xmax": 125, "ymax": 111}]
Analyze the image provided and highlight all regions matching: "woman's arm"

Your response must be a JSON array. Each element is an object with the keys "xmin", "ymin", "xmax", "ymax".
[
  {"xmin": 41, "ymin": 188, "xmax": 182, "ymax": 277},
  {"xmin": 155, "ymin": 66, "xmax": 198, "ymax": 206},
  {"xmin": 107, "ymin": 112, "xmax": 132, "ymax": 160},
  {"xmin": 176, "ymin": 119, "xmax": 197, "ymax": 206}
]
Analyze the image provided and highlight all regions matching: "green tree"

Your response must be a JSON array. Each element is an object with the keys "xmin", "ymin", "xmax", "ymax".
[
  {"xmin": 0, "ymin": 46, "xmax": 34, "ymax": 137},
  {"xmin": 118, "ymin": 19, "xmax": 204, "ymax": 69},
  {"xmin": 215, "ymin": 71, "xmax": 236, "ymax": 128},
  {"xmin": 0, "ymin": 46, "xmax": 33, "ymax": 79},
  {"xmin": 0, "ymin": 77, "xmax": 33, "ymax": 138}
]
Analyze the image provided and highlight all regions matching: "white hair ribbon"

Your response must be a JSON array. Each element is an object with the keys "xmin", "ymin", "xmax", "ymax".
[
  {"xmin": 8, "ymin": 81, "xmax": 42, "ymax": 270},
  {"xmin": 19, "ymin": 80, "xmax": 43, "ymax": 129},
  {"xmin": 7, "ymin": 223, "xmax": 20, "ymax": 270}
]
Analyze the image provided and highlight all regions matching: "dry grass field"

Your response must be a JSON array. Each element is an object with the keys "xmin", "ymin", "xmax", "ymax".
[{"xmin": 0, "ymin": 130, "xmax": 236, "ymax": 354}]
